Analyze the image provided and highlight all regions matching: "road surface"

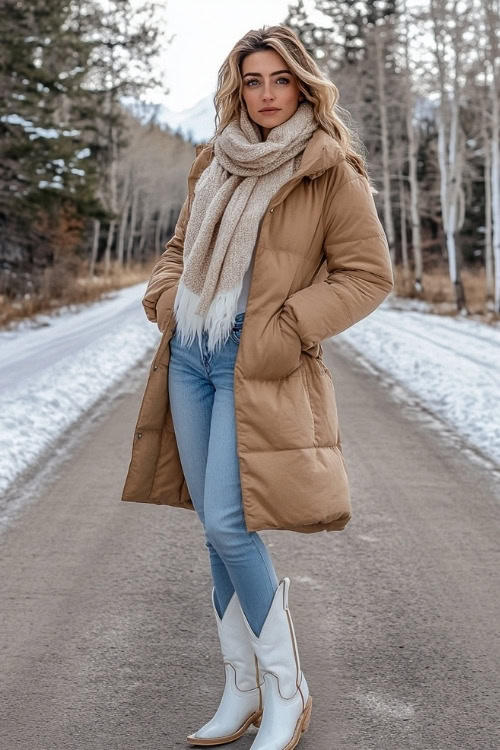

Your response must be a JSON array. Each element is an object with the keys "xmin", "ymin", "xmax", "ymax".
[{"xmin": 0, "ymin": 338, "xmax": 498, "ymax": 750}]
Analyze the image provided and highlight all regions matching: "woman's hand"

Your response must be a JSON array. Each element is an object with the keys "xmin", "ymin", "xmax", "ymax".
[{"xmin": 155, "ymin": 286, "xmax": 178, "ymax": 334}]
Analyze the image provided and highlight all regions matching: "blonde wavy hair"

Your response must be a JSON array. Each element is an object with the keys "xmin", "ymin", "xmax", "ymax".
[{"xmin": 210, "ymin": 24, "xmax": 376, "ymax": 191}]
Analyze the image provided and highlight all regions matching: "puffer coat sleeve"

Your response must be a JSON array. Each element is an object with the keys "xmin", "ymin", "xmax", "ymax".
[{"xmin": 279, "ymin": 169, "xmax": 394, "ymax": 349}]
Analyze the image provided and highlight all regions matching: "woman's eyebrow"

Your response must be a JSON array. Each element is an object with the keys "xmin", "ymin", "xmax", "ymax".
[{"xmin": 242, "ymin": 69, "xmax": 292, "ymax": 78}]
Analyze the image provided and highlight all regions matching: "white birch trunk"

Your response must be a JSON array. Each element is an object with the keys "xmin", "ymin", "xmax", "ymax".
[
  {"xmin": 116, "ymin": 170, "xmax": 131, "ymax": 266},
  {"xmin": 402, "ymin": 0, "xmax": 423, "ymax": 293},
  {"xmin": 482, "ymin": 111, "xmax": 494, "ymax": 305},
  {"xmin": 138, "ymin": 197, "xmax": 151, "ymax": 260},
  {"xmin": 406, "ymin": 86, "xmax": 422, "ymax": 291},
  {"xmin": 431, "ymin": 0, "xmax": 467, "ymax": 311},
  {"xmin": 490, "ymin": 59, "xmax": 500, "ymax": 313},
  {"xmin": 398, "ymin": 167, "xmax": 409, "ymax": 279},
  {"xmin": 117, "ymin": 198, "xmax": 130, "ymax": 267},
  {"xmin": 445, "ymin": 94, "xmax": 459, "ymax": 285},
  {"xmin": 375, "ymin": 25, "xmax": 395, "ymax": 264},
  {"xmin": 89, "ymin": 219, "xmax": 100, "ymax": 277},
  {"xmin": 103, "ymin": 220, "xmax": 116, "ymax": 276},
  {"xmin": 126, "ymin": 189, "xmax": 139, "ymax": 267}
]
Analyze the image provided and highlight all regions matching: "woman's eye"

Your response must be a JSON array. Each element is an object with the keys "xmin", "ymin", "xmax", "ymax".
[{"xmin": 245, "ymin": 77, "xmax": 290, "ymax": 86}]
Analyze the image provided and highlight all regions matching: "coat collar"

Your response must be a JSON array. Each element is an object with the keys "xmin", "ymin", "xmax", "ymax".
[{"xmin": 294, "ymin": 127, "xmax": 345, "ymax": 179}]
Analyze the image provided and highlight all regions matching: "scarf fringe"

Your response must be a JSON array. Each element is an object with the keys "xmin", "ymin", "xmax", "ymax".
[{"xmin": 173, "ymin": 279, "xmax": 243, "ymax": 353}]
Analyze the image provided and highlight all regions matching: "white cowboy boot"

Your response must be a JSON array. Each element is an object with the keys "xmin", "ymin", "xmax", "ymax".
[
  {"xmin": 239, "ymin": 577, "xmax": 312, "ymax": 750},
  {"xmin": 187, "ymin": 587, "xmax": 264, "ymax": 745}
]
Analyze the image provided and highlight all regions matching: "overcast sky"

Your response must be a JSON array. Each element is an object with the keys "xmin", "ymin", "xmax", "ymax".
[
  {"xmin": 145, "ymin": 0, "xmax": 430, "ymax": 113},
  {"xmin": 150, "ymin": 0, "xmax": 296, "ymax": 111}
]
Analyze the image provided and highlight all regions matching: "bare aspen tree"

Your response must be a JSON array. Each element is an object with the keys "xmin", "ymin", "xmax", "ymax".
[
  {"xmin": 481, "ymin": 0, "xmax": 500, "ymax": 312},
  {"xmin": 116, "ymin": 168, "xmax": 131, "ymax": 268},
  {"xmin": 103, "ymin": 119, "xmax": 118, "ymax": 275},
  {"xmin": 482, "ymin": 107, "xmax": 494, "ymax": 304},
  {"xmin": 490, "ymin": 59, "xmax": 500, "ymax": 314},
  {"xmin": 374, "ymin": 23, "xmax": 396, "ymax": 266},
  {"xmin": 398, "ymin": 159, "xmax": 410, "ymax": 279},
  {"xmin": 429, "ymin": 0, "xmax": 476, "ymax": 312},
  {"xmin": 401, "ymin": 0, "xmax": 424, "ymax": 293},
  {"xmin": 126, "ymin": 188, "xmax": 139, "ymax": 267},
  {"xmin": 89, "ymin": 219, "xmax": 101, "ymax": 278}
]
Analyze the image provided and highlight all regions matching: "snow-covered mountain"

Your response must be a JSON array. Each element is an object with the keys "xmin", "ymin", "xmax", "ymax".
[
  {"xmin": 122, "ymin": 94, "xmax": 217, "ymax": 144},
  {"xmin": 158, "ymin": 95, "xmax": 217, "ymax": 143}
]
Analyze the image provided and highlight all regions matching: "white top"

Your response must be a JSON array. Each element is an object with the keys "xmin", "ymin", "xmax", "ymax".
[{"xmin": 235, "ymin": 251, "xmax": 256, "ymax": 314}]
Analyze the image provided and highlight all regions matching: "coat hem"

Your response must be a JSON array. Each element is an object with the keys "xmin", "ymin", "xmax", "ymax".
[{"xmin": 120, "ymin": 493, "xmax": 350, "ymax": 532}]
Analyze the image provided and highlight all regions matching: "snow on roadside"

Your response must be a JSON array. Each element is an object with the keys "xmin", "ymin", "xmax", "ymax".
[
  {"xmin": 337, "ymin": 295, "xmax": 500, "ymax": 467},
  {"xmin": 0, "ymin": 283, "xmax": 160, "ymax": 495}
]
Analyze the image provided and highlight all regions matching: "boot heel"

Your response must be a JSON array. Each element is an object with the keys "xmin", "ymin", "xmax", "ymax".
[{"xmin": 301, "ymin": 696, "xmax": 313, "ymax": 733}]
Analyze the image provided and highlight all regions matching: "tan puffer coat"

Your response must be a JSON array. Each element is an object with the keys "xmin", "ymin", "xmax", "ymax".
[{"xmin": 121, "ymin": 128, "xmax": 394, "ymax": 533}]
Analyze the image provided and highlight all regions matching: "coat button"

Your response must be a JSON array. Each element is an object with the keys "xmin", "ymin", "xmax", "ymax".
[
  {"xmin": 153, "ymin": 364, "xmax": 158, "ymax": 370},
  {"xmin": 270, "ymin": 208, "xmax": 274, "ymax": 212},
  {"xmin": 137, "ymin": 432, "xmax": 142, "ymax": 439}
]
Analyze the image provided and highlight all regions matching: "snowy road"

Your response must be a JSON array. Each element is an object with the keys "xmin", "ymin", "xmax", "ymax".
[
  {"xmin": 0, "ymin": 287, "xmax": 498, "ymax": 504},
  {"xmin": 0, "ymin": 283, "xmax": 157, "ymax": 392},
  {"xmin": 338, "ymin": 300, "xmax": 500, "ymax": 468},
  {"xmin": 0, "ymin": 283, "xmax": 160, "ymax": 495}
]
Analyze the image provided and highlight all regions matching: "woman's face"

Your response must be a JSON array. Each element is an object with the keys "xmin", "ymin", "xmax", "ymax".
[{"xmin": 240, "ymin": 49, "xmax": 302, "ymax": 140}]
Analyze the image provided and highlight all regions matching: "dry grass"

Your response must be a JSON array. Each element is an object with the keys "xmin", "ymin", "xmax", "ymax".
[
  {"xmin": 393, "ymin": 265, "xmax": 499, "ymax": 323},
  {"xmin": 0, "ymin": 260, "xmax": 154, "ymax": 328}
]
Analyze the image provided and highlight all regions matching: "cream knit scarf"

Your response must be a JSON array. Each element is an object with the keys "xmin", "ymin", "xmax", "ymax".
[{"xmin": 172, "ymin": 100, "xmax": 318, "ymax": 353}]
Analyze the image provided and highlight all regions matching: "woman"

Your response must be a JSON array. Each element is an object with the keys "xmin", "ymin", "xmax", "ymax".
[{"xmin": 121, "ymin": 24, "xmax": 393, "ymax": 750}]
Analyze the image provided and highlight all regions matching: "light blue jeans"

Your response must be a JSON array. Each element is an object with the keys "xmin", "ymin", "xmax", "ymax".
[{"xmin": 167, "ymin": 311, "xmax": 279, "ymax": 637}]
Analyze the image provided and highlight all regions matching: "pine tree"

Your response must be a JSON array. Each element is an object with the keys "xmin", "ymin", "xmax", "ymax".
[{"xmin": 0, "ymin": 0, "xmax": 94, "ymax": 210}]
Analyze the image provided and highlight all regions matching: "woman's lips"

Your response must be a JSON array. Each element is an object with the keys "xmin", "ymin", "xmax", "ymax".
[{"xmin": 259, "ymin": 109, "xmax": 280, "ymax": 115}]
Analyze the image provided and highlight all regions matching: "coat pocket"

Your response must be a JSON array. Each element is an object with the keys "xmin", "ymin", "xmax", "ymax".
[
  {"xmin": 241, "ymin": 309, "xmax": 303, "ymax": 380},
  {"xmin": 306, "ymin": 356, "xmax": 340, "ymax": 446}
]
